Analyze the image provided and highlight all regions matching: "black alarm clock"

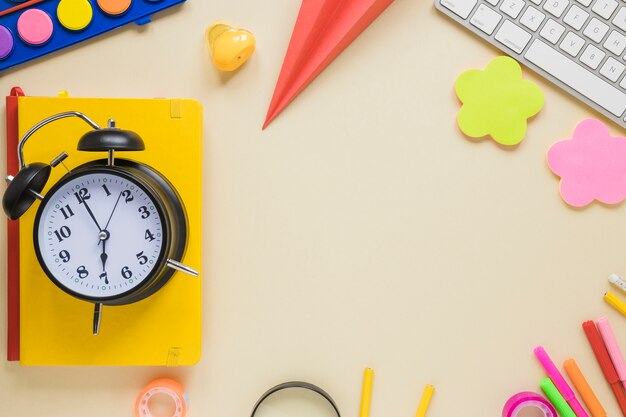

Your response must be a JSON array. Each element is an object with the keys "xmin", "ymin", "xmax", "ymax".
[{"xmin": 2, "ymin": 112, "xmax": 198, "ymax": 335}]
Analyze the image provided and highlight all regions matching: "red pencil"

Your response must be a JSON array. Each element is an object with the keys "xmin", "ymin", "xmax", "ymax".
[{"xmin": 583, "ymin": 320, "xmax": 626, "ymax": 416}]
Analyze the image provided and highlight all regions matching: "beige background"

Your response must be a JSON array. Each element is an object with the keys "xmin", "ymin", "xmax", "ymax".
[{"xmin": 1, "ymin": 0, "xmax": 626, "ymax": 416}]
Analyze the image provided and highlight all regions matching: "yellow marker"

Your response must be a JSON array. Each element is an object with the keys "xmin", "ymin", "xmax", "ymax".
[
  {"xmin": 605, "ymin": 291, "xmax": 626, "ymax": 317},
  {"xmin": 359, "ymin": 368, "xmax": 374, "ymax": 417},
  {"xmin": 206, "ymin": 22, "xmax": 256, "ymax": 71},
  {"xmin": 415, "ymin": 385, "xmax": 435, "ymax": 417}
]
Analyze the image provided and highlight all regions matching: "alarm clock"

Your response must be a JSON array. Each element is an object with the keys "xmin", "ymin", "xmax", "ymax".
[{"xmin": 2, "ymin": 111, "xmax": 198, "ymax": 335}]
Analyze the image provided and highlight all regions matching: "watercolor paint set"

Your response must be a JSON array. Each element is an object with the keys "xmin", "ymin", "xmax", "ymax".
[{"xmin": 0, "ymin": 0, "xmax": 186, "ymax": 72}]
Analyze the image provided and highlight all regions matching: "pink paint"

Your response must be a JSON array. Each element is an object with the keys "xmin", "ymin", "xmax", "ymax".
[
  {"xmin": 17, "ymin": 9, "xmax": 53, "ymax": 46},
  {"xmin": 547, "ymin": 119, "xmax": 626, "ymax": 207}
]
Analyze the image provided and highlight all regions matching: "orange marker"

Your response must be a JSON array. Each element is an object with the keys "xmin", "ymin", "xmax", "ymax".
[{"xmin": 564, "ymin": 358, "xmax": 606, "ymax": 417}]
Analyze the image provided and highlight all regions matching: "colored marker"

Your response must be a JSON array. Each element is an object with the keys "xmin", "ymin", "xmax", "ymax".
[
  {"xmin": 563, "ymin": 358, "xmax": 606, "ymax": 417},
  {"xmin": 605, "ymin": 291, "xmax": 626, "ymax": 317},
  {"xmin": 609, "ymin": 274, "xmax": 626, "ymax": 294},
  {"xmin": 597, "ymin": 317, "xmax": 626, "ymax": 391},
  {"xmin": 534, "ymin": 346, "xmax": 589, "ymax": 417},
  {"xmin": 541, "ymin": 377, "xmax": 577, "ymax": 417},
  {"xmin": 582, "ymin": 320, "xmax": 626, "ymax": 417},
  {"xmin": 359, "ymin": 368, "xmax": 374, "ymax": 417},
  {"xmin": 415, "ymin": 385, "xmax": 435, "ymax": 417}
]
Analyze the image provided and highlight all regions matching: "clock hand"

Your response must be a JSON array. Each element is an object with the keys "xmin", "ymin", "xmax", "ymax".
[
  {"xmin": 98, "ymin": 230, "xmax": 109, "ymax": 285},
  {"xmin": 100, "ymin": 239, "xmax": 108, "ymax": 270},
  {"xmin": 104, "ymin": 191, "xmax": 124, "ymax": 231},
  {"xmin": 80, "ymin": 198, "xmax": 103, "ymax": 232},
  {"xmin": 96, "ymin": 192, "xmax": 121, "ymax": 282}
]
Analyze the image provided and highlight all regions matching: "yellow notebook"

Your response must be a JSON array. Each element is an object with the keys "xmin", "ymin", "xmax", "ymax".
[{"xmin": 17, "ymin": 92, "xmax": 202, "ymax": 366}]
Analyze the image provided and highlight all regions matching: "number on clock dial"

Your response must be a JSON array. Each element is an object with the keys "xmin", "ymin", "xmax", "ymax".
[{"xmin": 37, "ymin": 173, "xmax": 164, "ymax": 299}]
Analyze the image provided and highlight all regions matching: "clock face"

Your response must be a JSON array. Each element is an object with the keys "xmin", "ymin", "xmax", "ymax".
[{"xmin": 34, "ymin": 169, "xmax": 167, "ymax": 300}]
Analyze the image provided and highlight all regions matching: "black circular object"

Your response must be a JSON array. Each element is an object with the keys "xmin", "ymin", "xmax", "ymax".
[
  {"xmin": 32, "ymin": 158, "xmax": 188, "ymax": 306},
  {"xmin": 77, "ymin": 128, "xmax": 145, "ymax": 152},
  {"xmin": 2, "ymin": 163, "xmax": 51, "ymax": 220},
  {"xmin": 251, "ymin": 382, "xmax": 341, "ymax": 417}
]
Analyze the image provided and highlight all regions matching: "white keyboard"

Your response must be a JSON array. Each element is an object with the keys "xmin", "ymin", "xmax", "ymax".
[{"xmin": 435, "ymin": 0, "xmax": 626, "ymax": 129}]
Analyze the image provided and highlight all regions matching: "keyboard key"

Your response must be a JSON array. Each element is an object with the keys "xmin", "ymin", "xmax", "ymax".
[
  {"xmin": 583, "ymin": 18, "xmax": 610, "ymax": 43},
  {"xmin": 575, "ymin": 0, "xmax": 592, "ymax": 6},
  {"xmin": 471, "ymin": 4, "xmax": 503, "ymax": 34},
  {"xmin": 544, "ymin": 0, "xmax": 569, "ymax": 17},
  {"xmin": 580, "ymin": 44, "xmax": 606, "ymax": 68},
  {"xmin": 495, "ymin": 20, "xmax": 532, "ymax": 53},
  {"xmin": 541, "ymin": 19, "xmax": 566, "ymax": 44},
  {"xmin": 525, "ymin": 39, "xmax": 626, "ymax": 116},
  {"xmin": 440, "ymin": 0, "xmax": 478, "ymax": 19},
  {"xmin": 486, "ymin": 0, "xmax": 500, "ymax": 5},
  {"xmin": 613, "ymin": 7, "xmax": 626, "ymax": 32},
  {"xmin": 592, "ymin": 0, "xmax": 619, "ymax": 19},
  {"xmin": 560, "ymin": 32, "xmax": 586, "ymax": 56},
  {"xmin": 600, "ymin": 56, "xmax": 626, "ymax": 81},
  {"xmin": 500, "ymin": 0, "xmax": 526, "ymax": 17},
  {"xmin": 619, "ymin": 74, "xmax": 626, "ymax": 90},
  {"xmin": 564, "ymin": 5, "xmax": 589, "ymax": 30},
  {"xmin": 604, "ymin": 30, "xmax": 626, "ymax": 55},
  {"xmin": 521, "ymin": 6, "xmax": 546, "ymax": 30}
]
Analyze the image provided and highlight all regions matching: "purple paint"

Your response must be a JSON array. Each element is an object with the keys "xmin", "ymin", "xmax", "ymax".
[{"xmin": 0, "ymin": 25, "xmax": 14, "ymax": 60}]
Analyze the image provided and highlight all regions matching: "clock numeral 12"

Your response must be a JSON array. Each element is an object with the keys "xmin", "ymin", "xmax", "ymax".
[
  {"xmin": 74, "ymin": 188, "xmax": 91, "ymax": 204},
  {"xmin": 54, "ymin": 226, "xmax": 71, "ymax": 242},
  {"xmin": 60, "ymin": 204, "xmax": 74, "ymax": 220},
  {"xmin": 102, "ymin": 184, "xmax": 111, "ymax": 196}
]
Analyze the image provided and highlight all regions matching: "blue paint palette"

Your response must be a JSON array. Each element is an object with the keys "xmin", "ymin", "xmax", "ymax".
[{"xmin": 0, "ymin": 0, "xmax": 187, "ymax": 72}]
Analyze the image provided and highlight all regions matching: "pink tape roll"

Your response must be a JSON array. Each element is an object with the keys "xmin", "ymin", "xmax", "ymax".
[
  {"xmin": 135, "ymin": 378, "xmax": 188, "ymax": 417},
  {"xmin": 503, "ymin": 392, "xmax": 558, "ymax": 417}
]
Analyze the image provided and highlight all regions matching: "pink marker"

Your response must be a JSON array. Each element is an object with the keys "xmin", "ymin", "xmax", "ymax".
[
  {"xmin": 597, "ymin": 317, "xmax": 626, "ymax": 392},
  {"xmin": 534, "ymin": 346, "xmax": 589, "ymax": 417}
]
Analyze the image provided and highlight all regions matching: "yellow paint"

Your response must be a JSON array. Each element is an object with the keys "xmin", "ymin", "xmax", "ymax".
[
  {"xmin": 17, "ymin": 94, "xmax": 203, "ymax": 366},
  {"xmin": 206, "ymin": 22, "xmax": 255, "ymax": 71},
  {"xmin": 455, "ymin": 56, "xmax": 544, "ymax": 146},
  {"xmin": 415, "ymin": 385, "xmax": 435, "ymax": 417},
  {"xmin": 57, "ymin": 0, "xmax": 93, "ymax": 31}
]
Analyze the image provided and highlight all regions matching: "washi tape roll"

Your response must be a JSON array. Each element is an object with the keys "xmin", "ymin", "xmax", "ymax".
[
  {"xmin": 503, "ymin": 392, "xmax": 558, "ymax": 417},
  {"xmin": 135, "ymin": 378, "xmax": 189, "ymax": 417}
]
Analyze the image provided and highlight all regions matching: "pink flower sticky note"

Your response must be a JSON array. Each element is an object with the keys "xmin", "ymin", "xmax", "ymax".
[
  {"xmin": 455, "ymin": 56, "xmax": 544, "ymax": 146},
  {"xmin": 547, "ymin": 119, "xmax": 626, "ymax": 207}
]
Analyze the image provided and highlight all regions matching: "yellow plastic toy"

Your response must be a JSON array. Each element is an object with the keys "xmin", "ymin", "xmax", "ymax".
[{"xmin": 206, "ymin": 22, "xmax": 255, "ymax": 72}]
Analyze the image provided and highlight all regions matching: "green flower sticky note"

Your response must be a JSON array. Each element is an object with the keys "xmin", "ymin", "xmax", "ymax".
[{"xmin": 455, "ymin": 56, "xmax": 544, "ymax": 146}]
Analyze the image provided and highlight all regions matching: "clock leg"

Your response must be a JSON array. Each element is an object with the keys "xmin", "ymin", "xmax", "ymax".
[
  {"xmin": 93, "ymin": 303, "xmax": 103, "ymax": 335},
  {"xmin": 166, "ymin": 259, "xmax": 199, "ymax": 277}
]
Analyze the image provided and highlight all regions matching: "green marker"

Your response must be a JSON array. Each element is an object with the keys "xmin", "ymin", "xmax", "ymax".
[{"xmin": 540, "ymin": 377, "xmax": 577, "ymax": 417}]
